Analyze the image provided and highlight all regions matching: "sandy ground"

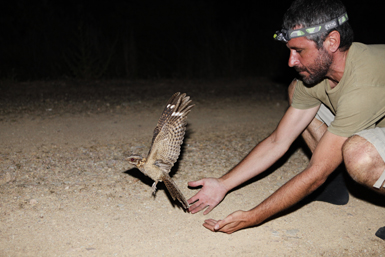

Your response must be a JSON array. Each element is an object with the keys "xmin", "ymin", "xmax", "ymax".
[{"xmin": 0, "ymin": 78, "xmax": 384, "ymax": 256}]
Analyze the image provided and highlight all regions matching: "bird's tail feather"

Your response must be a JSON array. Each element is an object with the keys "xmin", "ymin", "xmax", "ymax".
[{"xmin": 161, "ymin": 172, "xmax": 189, "ymax": 209}]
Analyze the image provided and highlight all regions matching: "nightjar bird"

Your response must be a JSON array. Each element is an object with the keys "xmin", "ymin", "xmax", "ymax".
[{"xmin": 127, "ymin": 92, "xmax": 194, "ymax": 209}]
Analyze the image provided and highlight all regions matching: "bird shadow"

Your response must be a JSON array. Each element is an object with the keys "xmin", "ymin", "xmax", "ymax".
[{"xmin": 123, "ymin": 167, "xmax": 153, "ymax": 187}]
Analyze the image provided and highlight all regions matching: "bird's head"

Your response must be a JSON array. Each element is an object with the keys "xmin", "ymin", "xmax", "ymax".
[{"xmin": 127, "ymin": 155, "xmax": 145, "ymax": 167}]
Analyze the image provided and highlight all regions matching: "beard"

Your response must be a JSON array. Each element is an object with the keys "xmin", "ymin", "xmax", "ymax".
[{"xmin": 295, "ymin": 47, "xmax": 333, "ymax": 86}]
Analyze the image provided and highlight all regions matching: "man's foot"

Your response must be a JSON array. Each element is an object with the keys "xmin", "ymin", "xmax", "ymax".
[
  {"xmin": 304, "ymin": 168, "xmax": 349, "ymax": 205},
  {"xmin": 375, "ymin": 226, "xmax": 385, "ymax": 240}
]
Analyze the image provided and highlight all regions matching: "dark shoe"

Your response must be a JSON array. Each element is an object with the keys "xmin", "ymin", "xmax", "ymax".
[{"xmin": 375, "ymin": 227, "xmax": 385, "ymax": 240}]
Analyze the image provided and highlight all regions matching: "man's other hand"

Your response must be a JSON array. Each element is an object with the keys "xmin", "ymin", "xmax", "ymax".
[{"xmin": 187, "ymin": 178, "xmax": 228, "ymax": 214}]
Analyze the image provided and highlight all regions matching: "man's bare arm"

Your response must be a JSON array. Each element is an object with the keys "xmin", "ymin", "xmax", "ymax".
[
  {"xmin": 188, "ymin": 105, "xmax": 319, "ymax": 214},
  {"xmin": 204, "ymin": 130, "xmax": 347, "ymax": 233}
]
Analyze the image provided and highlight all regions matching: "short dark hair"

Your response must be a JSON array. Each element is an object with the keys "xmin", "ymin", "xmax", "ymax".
[{"xmin": 283, "ymin": 0, "xmax": 354, "ymax": 51}]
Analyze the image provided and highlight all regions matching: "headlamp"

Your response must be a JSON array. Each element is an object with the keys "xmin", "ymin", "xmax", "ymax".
[{"xmin": 274, "ymin": 13, "xmax": 348, "ymax": 43}]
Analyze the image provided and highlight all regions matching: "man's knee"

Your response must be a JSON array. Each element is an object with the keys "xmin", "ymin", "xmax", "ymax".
[
  {"xmin": 288, "ymin": 79, "xmax": 297, "ymax": 106},
  {"xmin": 342, "ymin": 135, "xmax": 378, "ymax": 184}
]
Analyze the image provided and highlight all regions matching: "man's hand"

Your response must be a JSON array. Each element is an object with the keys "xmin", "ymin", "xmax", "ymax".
[
  {"xmin": 203, "ymin": 210, "xmax": 252, "ymax": 234},
  {"xmin": 187, "ymin": 178, "xmax": 228, "ymax": 214}
]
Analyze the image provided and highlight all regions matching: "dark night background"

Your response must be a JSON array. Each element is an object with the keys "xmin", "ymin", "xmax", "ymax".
[{"xmin": 1, "ymin": 0, "xmax": 384, "ymax": 81}]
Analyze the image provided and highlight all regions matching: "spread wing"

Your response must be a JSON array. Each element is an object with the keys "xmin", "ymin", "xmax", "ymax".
[{"xmin": 147, "ymin": 92, "xmax": 194, "ymax": 171}]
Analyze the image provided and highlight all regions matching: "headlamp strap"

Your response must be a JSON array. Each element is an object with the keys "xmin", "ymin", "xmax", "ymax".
[
  {"xmin": 288, "ymin": 13, "xmax": 348, "ymax": 39},
  {"xmin": 273, "ymin": 12, "xmax": 348, "ymax": 42}
]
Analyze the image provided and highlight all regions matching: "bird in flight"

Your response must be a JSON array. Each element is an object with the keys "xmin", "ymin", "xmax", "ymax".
[{"xmin": 127, "ymin": 92, "xmax": 194, "ymax": 209}]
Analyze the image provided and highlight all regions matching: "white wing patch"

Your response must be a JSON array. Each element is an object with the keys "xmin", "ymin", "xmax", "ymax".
[
  {"xmin": 167, "ymin": 104, "xmax": 175, "ymax": 109},
  {"xmin": 171, "ymin": 112, "xmax": 183, "ymax": 116}
]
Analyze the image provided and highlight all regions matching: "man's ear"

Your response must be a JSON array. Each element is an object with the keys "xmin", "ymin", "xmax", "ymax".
[{"xmin": 324, "ymin": 30, "xmax": 341, "ymax": 53}]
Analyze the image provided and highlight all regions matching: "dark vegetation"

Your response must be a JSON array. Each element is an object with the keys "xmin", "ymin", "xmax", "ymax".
[{"xmin": 1, "ymin": 1, "xmax": 384, "ymax": 81}]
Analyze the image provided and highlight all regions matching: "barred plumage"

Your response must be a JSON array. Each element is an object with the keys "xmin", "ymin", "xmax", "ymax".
[{"xmin": 127, "ymin": 92, "xmax": 194, "ymax": 209}]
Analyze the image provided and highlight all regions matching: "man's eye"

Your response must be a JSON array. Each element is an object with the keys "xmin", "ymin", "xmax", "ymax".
[{"xmin": 296, "ymin": 50, "xmax": 302, "ymax": 54}]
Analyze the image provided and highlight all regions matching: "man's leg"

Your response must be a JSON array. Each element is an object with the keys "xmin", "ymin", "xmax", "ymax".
[
  {"xmin": 342, "ymin": 128, "xmax": 385, "ymax": 240},
  {"xmin": 288, "ymin": 80, "xmax": 349, "ymax": 205},
  {"xmin": 301, "ymin": 116, "xmax": 327, "ymax": 153},
  {"xmin": 342, "ymin": 131, "xmax": 385, "ymax": 195}
]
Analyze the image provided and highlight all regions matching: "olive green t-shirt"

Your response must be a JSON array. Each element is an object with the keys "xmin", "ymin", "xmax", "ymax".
[{"xmin": 292, "ymin": 42, "xmax": 385, "ymax": 137}]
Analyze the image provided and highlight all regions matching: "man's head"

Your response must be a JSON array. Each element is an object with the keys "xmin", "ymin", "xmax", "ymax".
[
  {"xmin": 277, "ymin": 0, "xmax": 353, "ymax": 85},
  {"xmin": 282, "ymin": 0, "xmax": 353, "ymax": 51}
]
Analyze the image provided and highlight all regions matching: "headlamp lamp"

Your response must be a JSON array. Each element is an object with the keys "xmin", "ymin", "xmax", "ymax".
[{"xmin": 274, "ymin": 13, "xmax": 348, "ymax": 43}]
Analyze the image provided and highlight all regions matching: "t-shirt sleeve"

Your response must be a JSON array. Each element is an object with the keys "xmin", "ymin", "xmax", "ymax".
[
  {"xmin": 291, "ymin": 80, "xmax": 322, "ymax": 109},
  {"xmin": 329, "ymin": 87, "xmax": 385, "ymax": 137}
]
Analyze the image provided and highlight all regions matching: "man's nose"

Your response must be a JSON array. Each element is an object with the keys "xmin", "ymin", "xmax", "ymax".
[{"xmin": 288, "ymin": 52, "xmax": 299, "ymax": 67}]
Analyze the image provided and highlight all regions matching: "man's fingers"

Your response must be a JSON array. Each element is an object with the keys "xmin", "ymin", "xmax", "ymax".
[
  {"xmin": 187, "ymin": 187, "xmax": 203, "ymax": 205},
  {"xmin": 187, "ymin": 180, "xmax": 204, "ymax": 204},
  {"xmin": 188, "ymin": 203, "xmax": 212, "ymax": 215},
  {"xmin": 187, "ymin": 178, "xmax": 224, "ymax": 215},
  {"xmin": 204, "ymin": 219, "xmax": 218, "ymax": 226},
  {"xmin": 203, "ymin": 219, "xmax": 220, "ymax": 231},
  {"xmin": 213, "ymin": 218, "xmax": 228, "ymax": 231},
  {"xmin": 203, "ymin": 222, "xmax": 213, "ymax": 231},
  {"xmin": 203, "ymin": 205, "xmax": 214, "ymax": 215},
  {"xmin": 187, "ymin": 198, "xmax": 215, "ymax": 214},
  {"xmin": 188, "ymin": 202, "xmax": 205, "ymax": 214},
  {"xmin": 202, "ymin": 211, "xmax": 249, "ymax": 234},
  {"xmin": 202, "ymin": 219, "xmax": 230, "ymax": 232},
  {"xmin": 187, "ymin": 180, "xmax": 204, "ymax": 188},
  {"xmin": 187, "ymin": 195, "xmax": 198, "ymax": 205}
]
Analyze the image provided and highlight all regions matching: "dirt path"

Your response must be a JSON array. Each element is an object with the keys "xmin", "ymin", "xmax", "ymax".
[{"xmin": 0, "ymin": 79, "xmax": 384, "ymax": 256}]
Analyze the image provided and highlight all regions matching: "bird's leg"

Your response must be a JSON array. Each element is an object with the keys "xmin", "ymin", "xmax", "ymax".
[{"xmin": 152, "ymin": 181, "xmax": 158, "ymax": 196}]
